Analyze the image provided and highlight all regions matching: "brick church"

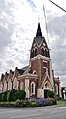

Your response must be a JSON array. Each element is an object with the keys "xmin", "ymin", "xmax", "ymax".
[{"xmin": 0, "ymin": 23, "xmax": 61, "ymax": 98}]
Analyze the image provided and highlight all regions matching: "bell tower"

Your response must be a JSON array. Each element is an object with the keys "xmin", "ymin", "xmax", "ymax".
[
  {"xmin": 30, "ymin": 23, "xmax": 54, "ymax": 91},
  {"xmin": 30, "ymin": 23, "xmax": 50, "ymax": 59}
]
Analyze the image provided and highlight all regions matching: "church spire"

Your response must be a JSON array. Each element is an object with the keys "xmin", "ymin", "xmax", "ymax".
[{"xmin": 36, "ymin": 23, "xmax": 42, "ymax": 37}]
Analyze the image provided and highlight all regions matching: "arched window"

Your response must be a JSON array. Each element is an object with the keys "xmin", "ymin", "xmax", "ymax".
[
  {"xmin": 0, "ymin": 82, "xmax": 2, "ymax": 93},
  {"xmin": 41, "ymin": 48, "xmax": 44, "ymax": 56},
  {"xmin": 8, "ymin": 79, "xmax": 12, "ymax": 90},
  {"xmin": 31, "ymin": 49, "xmax": 37, "ymax": 58},
  {"xmin": 13, "ymin": 78, "xmax": 17, "ymax": 89},
  {"xmin": 44, "ymin": 49, "xmax": 49, "ymax": 57},
  {"xmin": 4, "ymin": 80, "xmax": 7, "ymax": 91},
  {"xmin": 35, "ymin": 48, "xmax": 37, "ymax": 56},
  {"xmin": 31, "ymin": 51, "xmax": 33, "ymax": 58},
  {"xmin": 32, "ymin": 49, "xmax": 34, "ymax": 58},
  {"xmin": 31, "ymin": 50, "xmax": 34, "ymax": 58},
  {"xmin": 20, "ymin": 82, "xmax": 24, "ymax": 90},
  {"xmin": 31, "ymin": 82, "xmax": 35, "ymax": 95},
  {"xmin": 44, "ymin": 49, "xmax": 47, "ymax": 57},
  {"xmin": 32, "ymin": 83, "xmax": 34, "ymax": 93}
]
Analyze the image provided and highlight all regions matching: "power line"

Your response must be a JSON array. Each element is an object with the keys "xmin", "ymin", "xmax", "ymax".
[{"xmin": 49, "ymin": 0, "xmax": 66, "ymax": 13}]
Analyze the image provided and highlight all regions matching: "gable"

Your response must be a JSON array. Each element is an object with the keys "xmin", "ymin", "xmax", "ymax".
[{"xmin": 31, "ymin": 38, "xmax": 37, "ymax": 50}]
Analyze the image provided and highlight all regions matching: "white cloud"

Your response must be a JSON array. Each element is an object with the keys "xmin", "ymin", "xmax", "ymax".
[{"xmin": 0, "ymin": 0, "xmax": 66, "ymax": 86}]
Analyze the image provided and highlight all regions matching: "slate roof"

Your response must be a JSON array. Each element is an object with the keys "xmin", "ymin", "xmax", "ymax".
[
  {"xmin": 34, "ymin": 36, "xmax": 45, "ymax": 45},
  {"xmin": 18, "ymin": 66, "xmax": 29, "ymax": 75},
  {"xmin": 35, "ymin": 23, "xmax": 45, "ymax": 45},
  {"xmin": 21, "ymin": 66, "xmax": 29, "ymax": 71},
  {"xmin": 18, "ymin": 69, "xmax": 24, "ymax": 75}
]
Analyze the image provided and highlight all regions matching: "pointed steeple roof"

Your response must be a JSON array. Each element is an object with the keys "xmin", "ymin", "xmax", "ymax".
[{"xmin": 36, "ymin": 23, "xmax": 42, "ymax": 37}]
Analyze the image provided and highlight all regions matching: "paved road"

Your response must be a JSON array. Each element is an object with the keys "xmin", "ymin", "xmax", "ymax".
[{"xmin": 0, "ymin": 106, "xmax": 66, "ymax": 119}]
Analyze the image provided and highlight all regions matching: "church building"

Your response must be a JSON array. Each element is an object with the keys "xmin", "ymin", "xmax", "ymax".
[{"xmin": 0, "ymin": 23, "xmax": 61, "ymax": 98}]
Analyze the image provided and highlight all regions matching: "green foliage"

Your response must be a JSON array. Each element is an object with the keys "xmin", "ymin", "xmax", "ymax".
[
  {"xmin": 48, "ymin": 98, "xmax": 57, "ymax": 105},
  {"xmin": 8, "ymin": 89, "xmax": 26, "ymax": 101},
  {"xmin": 25, "ymin": 100, "xmax": 31, "ymax": 107},
  {"xmin": 7, "ymin": 91, "xmax": 10, "ymax": 101},
  {"xmin": 15, "ymin": 90, "xmax": 26, "ymax": 100},
  {"xmin": 0, "ymin": 93, "xmax": 2, "ymax": 101},
  {"xmin": 2, "ymin": 92, "xmax": 7, "ymax": 102},
  {"xmin": 47, "ymin": 90, "xmax": 55, "ymax": 98},
  {"xmin": 8, "ymin": 89, "xmax": 17, "ymax": 101},
  {"xmin": 31, "ymin": 101, "xmax": 36, "ymax": 107},
  {"xmin": 0, "ymin": 98, "xmax": 57, "ymax": 107},
  {"xmin": 57, "ymin": 100, "xmax": 65, "ymax": 105},
  {"xmin": 15, "ymin": 99, "xmax": 21, "ymax": 107},
  {"xmin": 15, "ymin": 100, "xmax": 36, "ymax": 107},
  {"xmin": 0, "ymin": 89, "xmax": 26, "ymax": 102},
  {"xmin": 15, "ymin": 100, "xmax": 30, "ymax": 107}
]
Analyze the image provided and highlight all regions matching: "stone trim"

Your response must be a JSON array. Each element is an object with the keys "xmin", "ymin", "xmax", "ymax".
[
  {"xmin": 18, "ymin": 73, "xmax": 38, "ymax": 80},
  {"xmin": 30, "ymin": 54, "xmax": 50, "ymax": 62}
]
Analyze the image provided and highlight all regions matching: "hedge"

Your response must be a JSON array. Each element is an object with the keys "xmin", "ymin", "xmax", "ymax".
[{"xmin": 0, "ymin": 89, "xmax": 26, "ymax": 102}]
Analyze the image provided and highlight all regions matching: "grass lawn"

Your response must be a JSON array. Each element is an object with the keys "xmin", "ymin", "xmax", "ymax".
[
  {"xmin": 0, "ymin": 102, "xmax": 15, "ymax": 104},
  {"xmin": 57, "ymin": 100, "xmax": 66, "ymax": 105}
]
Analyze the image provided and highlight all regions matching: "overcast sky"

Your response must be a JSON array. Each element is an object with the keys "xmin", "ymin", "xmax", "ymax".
[{"xmin": 0, "ymin": 0, "xmax": 66, "ymax": 86}]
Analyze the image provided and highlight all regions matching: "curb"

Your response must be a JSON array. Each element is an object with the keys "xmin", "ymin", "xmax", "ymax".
[{"xmin": 40, "ymin": 104, "xmax": 66, "ymax": 109}]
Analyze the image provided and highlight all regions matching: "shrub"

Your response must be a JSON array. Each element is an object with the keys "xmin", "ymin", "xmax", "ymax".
[
  {"xmin": 48, "ymin": 98, "xmax": 57, "ymax": 105},
  {"xmin": 0, "ymin": 90, "xmax": 26, "ymax": 102},
  {"xmin": 20, "ymin": 100, "xmax": 25, "ymax": 107},
  {"xmin": 15, "ymin": 100, "xmax": 31, "ymax": 107},
  {"xmin": 8, "ymin": 89, "xmax": 17, "ymax": 101},
  {"xmin": 15, "ymin": 90, "xmax": 26, "ymax": 100},
  {"xmin": 8, "ymin": 89, "xmax": 26, "ymax": 102},
  {"xmin": 0, "ymin": 93, "xmax": 2, "ymax": 101},
  {"xmin": 28, "ymin": 98, "xmax": 56, "ymax": 107},
  {"xmin": 2, "ymin": 92, "xmax": 7, "ymax": 102},
  {"xmin": 7, "ymin": 91, "xmax": 10, "ymax": 101},
  {"xmin": 15, "ymin": 99, "xmax": 21, "ymax": 107},
  {"xmin": 31, "ymin": 101, "xmax": 36, "ymax": 107},
  {"xmin": 47, "ymin": 90, "xmax": 55, "ymax": 98},
  {"xmin": 24, "ymin": 100, "xmax": 31, "ymax": 107}
]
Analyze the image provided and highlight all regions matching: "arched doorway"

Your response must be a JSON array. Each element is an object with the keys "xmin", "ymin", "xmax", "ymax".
[{"xmin": 44, "ymin": 81, "xmax": 51, "ymax": 98}]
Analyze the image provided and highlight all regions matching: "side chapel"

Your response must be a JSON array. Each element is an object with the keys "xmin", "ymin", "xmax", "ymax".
[{"xmin": 0, "ymin": 23, "xmax": 61, "ymax": 98}]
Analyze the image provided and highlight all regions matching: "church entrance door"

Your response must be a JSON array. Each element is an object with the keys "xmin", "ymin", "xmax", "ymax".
[{"xmin": 44, "ymin": 89, "xmax": 49, "ymax": 98}]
